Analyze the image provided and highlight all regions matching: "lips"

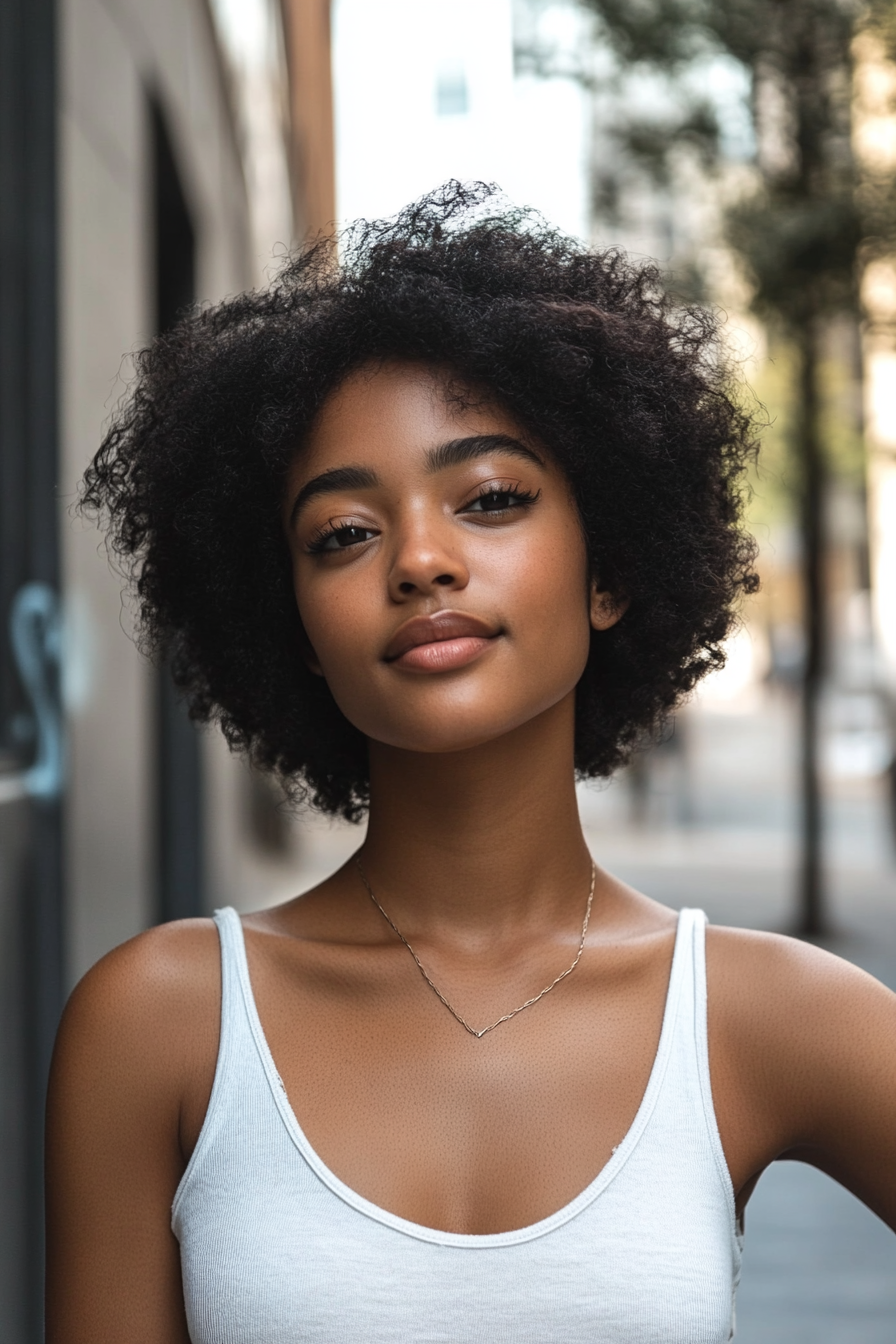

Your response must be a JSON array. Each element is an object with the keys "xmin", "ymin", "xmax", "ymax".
[{"xmin": 384, "ymin": 611, "xmax": 500, "ymax": 671}]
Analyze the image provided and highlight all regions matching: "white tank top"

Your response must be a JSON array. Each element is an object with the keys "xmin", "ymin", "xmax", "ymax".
[{"xmin": 173, "ymin": 906, "xmax": 743, "ymax": 1342}]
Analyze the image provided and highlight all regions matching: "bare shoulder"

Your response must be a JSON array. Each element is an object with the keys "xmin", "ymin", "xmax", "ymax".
[
  {"xmin": 51, "ymin": 918, "xmax": 222, "ymax": 1142},
  {"xmin": 47, "ymin": 921, "xmax": 222, "ymax": 1344},
  {"xmin": 705, "ymin": 922, "xmax": 896, "ymax": 1030},
  {"xmin": 706, "ymin": 923, "xmax": 896, "ymax": 1208},
  {"xmin": 59, "ymin": 918, "xmax": 220, "ymax": 1055}
]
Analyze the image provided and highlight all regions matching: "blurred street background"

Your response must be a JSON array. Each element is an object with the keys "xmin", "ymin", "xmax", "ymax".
[{"xmin": 1, "ymin": 0, "xmax": 895, "ymax": 1339}]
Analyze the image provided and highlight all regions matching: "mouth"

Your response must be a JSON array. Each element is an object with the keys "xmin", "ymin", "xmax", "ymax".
[{"xmin": 384, "ymin": 611, "xmax": 501, "ymax": 673}]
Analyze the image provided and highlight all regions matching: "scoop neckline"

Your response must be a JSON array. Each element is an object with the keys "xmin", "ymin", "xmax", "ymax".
[{"xmin": 227, "ymin": 904, "xmax": 692, "ymax": 1248}]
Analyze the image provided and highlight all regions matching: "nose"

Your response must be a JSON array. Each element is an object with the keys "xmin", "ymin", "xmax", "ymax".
[{"xmin": 387, "ymin": 513, "xmax": 470, "ymax": 602}]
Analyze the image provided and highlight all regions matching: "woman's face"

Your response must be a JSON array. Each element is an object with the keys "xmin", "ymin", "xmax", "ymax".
[{"xmin": 283, "ymin": 360, "xmax": 619, "ymax": 755}]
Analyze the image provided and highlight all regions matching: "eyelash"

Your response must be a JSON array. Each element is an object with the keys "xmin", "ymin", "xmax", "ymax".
[
  {"xmin": 306, "ymin": 523, "xmax": 374, "ymax": 555},
  {"xmin": 305, "ymin": 482, "xmax": 541, "ymax": 554},
  {"xmin": 463, "ymin": 482, "xmax": 541, "ymax": 515}
]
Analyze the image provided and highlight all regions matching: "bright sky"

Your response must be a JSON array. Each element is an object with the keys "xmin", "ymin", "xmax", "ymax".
[{"xmin": 332, "ymin": 0, "xmax": 590, "ymax": 240}]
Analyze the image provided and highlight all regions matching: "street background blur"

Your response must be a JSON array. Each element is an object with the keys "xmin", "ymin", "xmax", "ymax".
[{"xmin": 1, "ymin": 1, "xmax": 894, "ymax": 1339}]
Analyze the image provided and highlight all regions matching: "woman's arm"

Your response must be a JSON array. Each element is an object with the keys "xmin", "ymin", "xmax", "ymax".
[
  {"xmin": 46, "ymin": 921, "xmax": 220, "ymax": 1344},
  {"xmin": 709, "ymin": 927, "xmax": 896, "ymax": 1230}
]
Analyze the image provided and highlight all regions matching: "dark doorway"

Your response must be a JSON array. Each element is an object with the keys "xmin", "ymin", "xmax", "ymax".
[{"xmin": 150, "ymin": 99, "xmax": 205, "ymax": 923}]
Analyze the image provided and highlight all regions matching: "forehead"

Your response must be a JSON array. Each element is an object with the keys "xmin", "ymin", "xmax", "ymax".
[{"xmin": 297, "ymin": 360, "xmax": 532, "ymax": 475}]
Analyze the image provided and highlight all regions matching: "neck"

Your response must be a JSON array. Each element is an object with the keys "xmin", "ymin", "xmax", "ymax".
[{"xmin": 361, "ymin": 692, "xmax": 593, "ymax": 941}]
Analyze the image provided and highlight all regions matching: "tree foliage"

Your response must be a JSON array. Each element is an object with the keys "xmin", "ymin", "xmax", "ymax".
[
  {"xmin": 566, "ymin": 0, "xmax": 896, "ymax": 929},
  {"xmin": 573, "ymin": 0, "xmax": 896, "ymax": 327}
]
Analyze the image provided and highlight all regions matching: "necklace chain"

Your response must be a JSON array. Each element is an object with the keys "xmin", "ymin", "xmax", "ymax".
[{"xmin": 354, "ymin": 856, "xmax": 596, "ymax": 1039}]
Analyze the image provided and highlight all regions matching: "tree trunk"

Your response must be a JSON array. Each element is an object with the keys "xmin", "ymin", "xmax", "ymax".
[{"xmin": 796, "ymin": 314, "xmax": 827, "ymax": 936}]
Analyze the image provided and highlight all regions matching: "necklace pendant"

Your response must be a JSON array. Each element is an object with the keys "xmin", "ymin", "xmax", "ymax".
[{"xmin": 355, "ymin": 855, "xmax": 596, "ymax": 1038}]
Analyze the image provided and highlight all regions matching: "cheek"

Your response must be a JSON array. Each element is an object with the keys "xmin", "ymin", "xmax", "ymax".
[
  {"xmin": 293, "ymin": 563, "xmax": 385, "ymax": 698},
  {"xmin": 296, "ymin": 584, "xmax": 363, "ymax": 669},
  {"xmin": 297, "ymin": 589, "xmax": 392, "ymax": 738},
  {"xmin": 513, "ymin": 527, "xmax": 592, "ymax": 659}
]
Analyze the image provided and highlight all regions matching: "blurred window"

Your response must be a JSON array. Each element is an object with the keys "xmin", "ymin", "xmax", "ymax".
[{"xmin": 435, "ymin": 60, "xmax": 469, "ymax": 117}]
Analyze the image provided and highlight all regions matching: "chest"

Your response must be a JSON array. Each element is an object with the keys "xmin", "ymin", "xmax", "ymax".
[
  {"xmin": 176, "ymin": 1165, "xmax": 741, "ymax": 1344},
  {"xmin": 238, "ymin": 937, "xmax": 673, "ymax": 1235},
  {"xmin": 173, "ymin": 911, "xmax": 742, "ymax": 1344}
]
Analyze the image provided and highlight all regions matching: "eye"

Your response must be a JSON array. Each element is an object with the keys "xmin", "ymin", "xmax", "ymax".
[
  {"xmin": 307, "ymin": 524, "xmax": 377, "ymax": 554},
  {"xmin": 463, "ymin": 485, "xmax": 540, "ymax": 515}
]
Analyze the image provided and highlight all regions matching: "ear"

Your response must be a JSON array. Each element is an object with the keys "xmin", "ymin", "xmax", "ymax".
[{"xmin": 589, "ymin": 581, "xmax": 629, "ymax": 632}]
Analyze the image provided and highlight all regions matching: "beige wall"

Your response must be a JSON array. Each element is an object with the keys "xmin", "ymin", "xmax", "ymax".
[{"xmin": 60, "ymin": 0, "xmax": 300, "ymax": 984}]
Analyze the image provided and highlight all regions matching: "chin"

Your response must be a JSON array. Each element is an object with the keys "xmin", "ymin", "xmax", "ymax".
[
  {"xmin": 362, "ymin": 694, "xmax": 575, "ymax": 758},
  {"xmin": 380, "ymin": 725, "xmax": 518, "ymax": 756},
  {"xmin": 365, "ymin": 718, "xmax": 515, "ymax": 756}
]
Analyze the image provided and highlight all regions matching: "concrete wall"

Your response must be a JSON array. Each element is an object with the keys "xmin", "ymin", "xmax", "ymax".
[{"xmin": 59, "ymin": 0, "xmax": 299, "ymax": 985}]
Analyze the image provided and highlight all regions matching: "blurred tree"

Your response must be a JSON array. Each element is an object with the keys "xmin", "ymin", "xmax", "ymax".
[{"xmin": 569, "ymin": 0, "xmax": 896, "ymax": 934}]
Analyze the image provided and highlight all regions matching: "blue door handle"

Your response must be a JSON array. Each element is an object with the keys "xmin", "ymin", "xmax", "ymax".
[{"xmin": 7, "ymin": 582, "xmax": 65, "ymax": 802}]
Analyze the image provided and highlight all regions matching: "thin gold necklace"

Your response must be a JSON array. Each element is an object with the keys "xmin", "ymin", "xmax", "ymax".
[{"xmin": 354, "ymin": 855, "xmax": 597, "ymax": 1039}]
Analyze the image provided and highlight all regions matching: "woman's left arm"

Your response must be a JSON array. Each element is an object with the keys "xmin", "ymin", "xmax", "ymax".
[{"xmin": 708, "ymin": 927, "xmax": 896, "ymax": 1230}]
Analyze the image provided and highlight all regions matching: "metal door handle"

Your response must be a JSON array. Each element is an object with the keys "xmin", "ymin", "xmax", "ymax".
[{"xmin": 1, "ymin": 582, "xmax": 64, "ymax": 803}]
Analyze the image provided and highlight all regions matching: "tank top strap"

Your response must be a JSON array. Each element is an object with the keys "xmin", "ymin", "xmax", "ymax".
[
  {"xmin": 659, "ymin": 906, "xmax": 703, "ymax": 1024},
  {"xmin": 171, "ymin": 907, "xmax": 258, "ymax": 1228},
  {"xmin": 675, "ymin": 907, "xmax": 712, "ymax": 1093},
  {"xmin": 662, "ymin": 907, "xmax": 710, "ymax": 1082},
  {"xmin": 211, "ymin": 906, "xmax": 254, "ymax": 1064},
  {"xmin": 663, "ymin": 908, "xmax": 734, "ymax": 1207}
]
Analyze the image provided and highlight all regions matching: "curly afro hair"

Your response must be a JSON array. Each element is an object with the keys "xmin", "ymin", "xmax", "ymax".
[{"xmin": 81, "ymin": 182, "xmax": 759, "ymax": 821}]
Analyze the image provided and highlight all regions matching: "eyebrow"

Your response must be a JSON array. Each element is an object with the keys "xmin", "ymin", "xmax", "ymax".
[
  {"xmin": 288, "ymin": 434, "xmax": 544, "ymax": 529},
  {"xmin": 424, "ymin": 434, "xmax": 545, "ymax": 474},
  {"xmin": 288, "ymin": 465, "xmax": 378, "ymax": 529}
]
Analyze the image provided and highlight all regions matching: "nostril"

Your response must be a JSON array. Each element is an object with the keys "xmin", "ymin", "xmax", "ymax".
[
  {"xmin": 434, "ymin": 574, "xmax": 453, "ymax": 586},
  {"xmin": 398, "ymin": 581, "xmax": 415, "ymax": 594}
]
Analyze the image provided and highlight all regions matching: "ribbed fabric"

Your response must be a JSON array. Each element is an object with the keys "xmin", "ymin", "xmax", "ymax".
[{"xmin": 173, "ymin": 906, "xmax": 742, "ymax": 1343}]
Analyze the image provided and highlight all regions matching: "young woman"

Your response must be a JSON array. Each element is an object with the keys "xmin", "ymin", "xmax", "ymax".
[{"xmin": 49, "ymin": 185, "xmax": 895, "ymax": 1343}]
